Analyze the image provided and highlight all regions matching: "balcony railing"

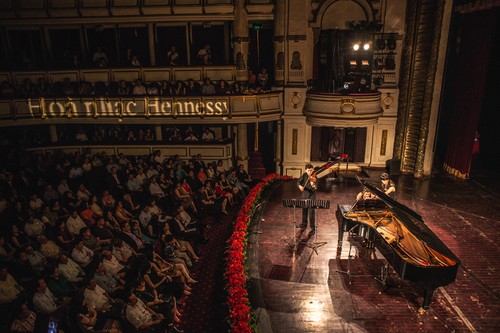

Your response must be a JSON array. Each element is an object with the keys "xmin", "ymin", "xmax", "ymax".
[
  {"xmin": 304, "ymin": 91, "xmax": 383, "ymax": 127},
  {"xmin": 0, "ymin": 92, "xmax": 282, "ymax": 124}
]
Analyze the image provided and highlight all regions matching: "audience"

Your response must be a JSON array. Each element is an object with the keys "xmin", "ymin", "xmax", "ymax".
[
  {"xmin": 0, "ymin": 143, "xmax": 256, "ymax": 332},
  {"xmin": 1, "ymin": 71, "xmax": 274, "ymax": 99}
]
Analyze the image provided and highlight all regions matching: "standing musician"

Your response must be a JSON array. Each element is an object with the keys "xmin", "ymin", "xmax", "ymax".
[{"xmin": 297, "ymin": 163, "xmax": 317, "ymax": 235}]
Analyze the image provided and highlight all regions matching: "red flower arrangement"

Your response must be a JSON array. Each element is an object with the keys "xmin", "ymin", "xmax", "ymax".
[{"xmin": 225, "ymin": 173, "xmax": 292, "ymax": 332}]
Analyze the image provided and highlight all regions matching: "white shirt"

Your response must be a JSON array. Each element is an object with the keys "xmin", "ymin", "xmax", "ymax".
[
  {"xmin": 149, "ymin": 182, "xmax": 164, "ymax": 197},
  {"xmin": 83, "ymin": 285, "xmax": 109, "ymax": 310},
  {"xmin": 33, "ymin": 288, "xmax": 57, "ymax": 314},
  {"xmin": 102, "ymin": 255, "xmax": 124, "ymax": 277},
  {"xmin": 139, "ymin": 210, "xmax": 152, "ymax": 229},
  {"xmin": 24, "ymin": 219, "xmax": 44, "ymax": 238},
  {"xmin": 66, "ymin": 215, "xmax": 87, "ymax": 236},
  {"xmin": 113, "ymin": 243, "xmax": 133, "ymax": 264},
  {"xmin": 126, "ymin": 298, "xmax": 153, "ymax": 329},
  {"xmin": 72, "ymin": 246, "xmax": 94, "ymax": 267},
  {"xmin": 58, "ymin": 258, "xmax": 85, "ymax": 282}
]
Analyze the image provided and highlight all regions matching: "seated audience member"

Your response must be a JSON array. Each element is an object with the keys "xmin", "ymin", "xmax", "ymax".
[
  {"xmin": 132, "ymin": 79, "xmax": 147, "ymax": 95},
  {"xmin": 112, "ymin": 238, "xmax": 139, "ymax": 269},
  {"xmin": 11, "ymin": 224, "xmax": 31, "ymax": 250},
  {"xmin": 217, "ymin": 172, "xmax": 239, "ymax": 204},
  {"xmin": 58, "ymin": 253, "xmax": 85, "ymax": 283},
  {"xmin": 9, "ymin": 303, "xmax": 37, "ymax": 333},
  {"xmin": 71, "ymin": 238, "xmax": 94, "ymax": 268},
  {"xmin": 173, "ymin": 81, "xmax": 186, "ymax": 96},
  {"xmin": 236, "ymin": 164, "xmax": 253, "ymax": 186},
  {"xmin": 47, "ymin": 266, "xmax": 76, "ymax": 300},
  {"xmin": 66, "ymin": 209, "xmax": 87, "ymax": 236},
  {"xmin": 216, "ymin": 80, "xmax": 232, "ymax": 95},
  {"xmin": 83, "ymin": 278, "xmax": 115, "ymax": 313},
  {"xmin": 130, "ymin": 55, "xmax": 142, "ymax": 67},
  {"xmin": 167, "ymin": 45, "xmax": 179, "ymax": 65},
  {"xmin": 200, "ymin": 180, "xmax": 228, "ymax": 215},
  {"xmin": 32, "ymin": 278, "xmax": 69, "ymax": 315},
  {"xmin": 258, "ymin": 67, "xmax": 270, "ymax": 91},
  {"xmin": 247, "ymin": 69, "xmax": 258, "ymax": 90},
  {"xmin": 93, "ymin": 218, "xmax": 114, "ymax": 248},
  {"xmin": 201, "ymin": 127, "xmax": 215, "ymax": 141},
  {"xmin": 197, "ymin": 44, "xmax": 212, "ymax": 65},
  {"xmin": 160, "ymin": 80, "xmax": 174, "ymax": 96},
  {"xmin": 117, "ymin": 79, "xmax": 130, "ymax": 96},
  {"xmin": 201, "ymin": 77, "xmax": 216, "ymax": 95},
  {"xmin": 0, "ymin": 236, "xmax": 16, "ymax": 264},
  {"xmin": 186, "ymin": 79, "xmax": 201, "ymax": 95},
  {"xmin": 119, "ymin": 222, "xmax": 146, "ymax": 253},
  {"xmin": 81, "ymin": 227, "xmax": 100, "ymax": 251},
  {"xmin": 37, "ymin": 235, "xmax": 61, "ymax": 260},
  {"xmin": 77, "ymin": 304, "xmax": 121, "ymax": 333},
  {"xmin": 174, "ymin": 181, "xmax": 198, "ymax": 214},
  {"xmin": 126, "ymin": 292, "xmax": 169, "ymax": 332},
  {"xmin": 55, "ymin": 221, "xmax": 74, "ymax": 251},
  {"xmin": 232, "ymin": 82, "xmax": 243, "ymax": 95},
  {"xmin": 92, "ymin": 46, "xmax": 108, "ymax": 67},
  {"xmin": 94, "ymin": 261, "xmax": 124, "ymax": 296},
  {"xmin": 227, "ymin": 167, "xmax": 249, "ymax": 198},
  {"xmin": 132, "ymin": 278, "xmax": 180, "ymax": 328},
  {"xmin": 24, "ymin": 213, "xmax": 45, "ymax": 239},
  {"xmin": 184, "ymin": 132, "xmax": 199, "ymax": 142},
  {"xmin": 101, "ymin": 249, "xmax": 126, "ymax": 279},
  {"xmin": 12, "ymin": 250, "xmax": 39, "ymax": 284},
  {"xmin": 24, "ymin": 244, "xmax": 48, "ymax": 272},
  {"xmin": 79, "ymin": 203, "xmax": 96, "ymax": 228},
  {"xmin": 0, "ymin": 265, "xmax": 24, "ymax": 306}
]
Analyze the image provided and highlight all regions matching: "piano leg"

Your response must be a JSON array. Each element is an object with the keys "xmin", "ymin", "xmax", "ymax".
[{"xmin": 419, "ymin": 287, "xmax": 436, "ymax": 314}]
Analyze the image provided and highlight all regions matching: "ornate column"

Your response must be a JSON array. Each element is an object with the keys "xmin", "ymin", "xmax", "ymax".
[
  {"xmin": 273, "ymin": 0, "xmax": 285, "ymax": 85},
  {"xmin": 154, "ymin": 125, "xmax": 162, "ymax": 142},
  {"xmin": 49, "ymin": 125, "xmax": 57, "ymax": 143},
  {"xmin": 237, "ymin": 123, "xmax": 248, "ymax": 170},
  {"xmin": 275, "ymin": 120, "xmax": 282, "ymax": 174},
  {"xmin": 148, "ymin": 23, "xmax": 156, "ymax": 66},
  {"xmin": 233, "ymin": 0, "xmax": 249, "ymax": 82}
]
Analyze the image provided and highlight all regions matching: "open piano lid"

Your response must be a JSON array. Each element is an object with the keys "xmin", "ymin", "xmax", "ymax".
[{"xmin": 359, "ymin": 178, "xmax": 461, "ymax": 265}]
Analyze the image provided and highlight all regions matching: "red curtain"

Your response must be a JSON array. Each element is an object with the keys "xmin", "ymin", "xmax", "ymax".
[{"xmin": 443, "ymin": 10, "xmax": 495, "ymax": 178}]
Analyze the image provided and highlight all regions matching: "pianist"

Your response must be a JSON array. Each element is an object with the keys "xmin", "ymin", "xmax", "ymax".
[
  {"xmin": 356, "ymin": 188, "xmax": 377, "ymax": 201},
  {"xmin": 380, "ymin": 173, "xmax": 396, "ymax": 199}
]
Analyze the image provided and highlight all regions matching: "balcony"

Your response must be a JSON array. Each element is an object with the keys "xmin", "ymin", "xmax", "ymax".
[{"xmin": 304, "ymin": 91, "xmax": 383, "ymax": 127}]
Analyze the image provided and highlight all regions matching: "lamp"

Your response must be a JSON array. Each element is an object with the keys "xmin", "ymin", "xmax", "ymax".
[{"xmin": 353, "ymin": 43, "xmax": 360, "ymax": 51}]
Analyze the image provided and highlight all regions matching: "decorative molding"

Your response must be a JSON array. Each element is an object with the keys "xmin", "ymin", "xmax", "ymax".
[
  {"xmin": 286, "ymin": 35, "xmax": 306, "ymax": 41},
  {"xmin": 231, "ymin": 36, "xmax": 250, "ymax": 43}
]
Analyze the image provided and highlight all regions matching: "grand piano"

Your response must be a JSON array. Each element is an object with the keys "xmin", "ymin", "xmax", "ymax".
[{"xmin": 336, "ymin": 178, "xmax": 460, "ymax": 312}]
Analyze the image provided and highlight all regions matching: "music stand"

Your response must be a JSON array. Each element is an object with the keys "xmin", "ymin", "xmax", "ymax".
[
  {"xmin": 282, "ymin": 199, "xmax": 301, "ymax": 251},
  {"xmin": 301, "ymin": 199, "xmax": 330, "ymax": 255}
]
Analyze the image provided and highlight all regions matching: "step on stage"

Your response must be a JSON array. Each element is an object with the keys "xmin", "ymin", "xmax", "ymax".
[{"xmin": 247, "ymin": 178, "xmax": 500, "ymax": 333}]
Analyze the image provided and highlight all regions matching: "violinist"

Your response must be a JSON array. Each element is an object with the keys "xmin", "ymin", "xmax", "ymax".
[{"xmin": 297, "ymin": 163, "xmax": 317, "ymax": 235}]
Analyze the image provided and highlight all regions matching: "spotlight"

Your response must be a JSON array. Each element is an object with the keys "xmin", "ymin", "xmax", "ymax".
[
  {"xmin": 353, "ymin": 43, "xmax": 360, "ymax": 51},
  {"xmin": 363, "ymin": 43, "xmax": 370, "ymax": 51}
]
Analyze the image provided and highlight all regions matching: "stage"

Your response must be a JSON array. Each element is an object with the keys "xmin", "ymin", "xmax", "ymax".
[{"xmin": 245, "ymin": 174, "xmax": 500, "ymax": 333}]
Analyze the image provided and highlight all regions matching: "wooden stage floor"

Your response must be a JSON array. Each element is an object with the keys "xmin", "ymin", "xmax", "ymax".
[{"xmin": 246, "ymin": 173, "xmax": 500, "ymax": 333}]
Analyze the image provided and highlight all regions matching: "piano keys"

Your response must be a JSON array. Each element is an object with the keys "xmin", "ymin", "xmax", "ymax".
[{"xmin": 336, "ymin": 178, "xmax": 460, "ymax": 312}]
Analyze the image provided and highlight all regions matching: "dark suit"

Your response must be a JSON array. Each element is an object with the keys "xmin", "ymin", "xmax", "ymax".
[{"xmin": 297, "ymin": 172, "xmax": 317, "ymax": 229}]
